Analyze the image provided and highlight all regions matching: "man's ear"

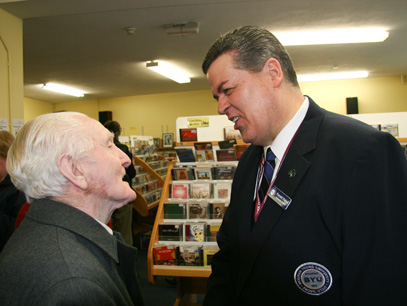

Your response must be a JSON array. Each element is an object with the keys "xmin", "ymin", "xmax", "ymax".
[
  {"xmin": 264, "ymin": 58, "xmax": 283, "ymax": 87},
  {"xmin": 58, "ymin": 154, "xmax": 88, "ymax": 190}
]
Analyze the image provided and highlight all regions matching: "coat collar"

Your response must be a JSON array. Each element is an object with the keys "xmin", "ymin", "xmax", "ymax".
[{"xmin": 26, "ymin": 198, "xmax": 122, "ymax": 263}]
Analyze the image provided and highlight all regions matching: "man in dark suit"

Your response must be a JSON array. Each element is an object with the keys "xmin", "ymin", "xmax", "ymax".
[
  {"xmin": 202, "ymin": 26, "xmax": 407, "ymax": 305},
  {"xmin": 0, "ymin": 112, "xmax": 144, "ymax": 305}
]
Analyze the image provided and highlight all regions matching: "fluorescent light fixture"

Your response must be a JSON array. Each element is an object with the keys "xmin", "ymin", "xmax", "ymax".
[
  {"xmin": 275, "ymin": 28, "xmax": 389, "ymax": 46},
  {"xmin": 146, "ymin": 61, "xmax": 190, "ymax": 83},
  {"xmin": 42, "ymin": 83, "xmax": 85, "ymax": 97},
  {"xmin": 297, "ymin": 71, "xmax": 369, "ymax": 82}
]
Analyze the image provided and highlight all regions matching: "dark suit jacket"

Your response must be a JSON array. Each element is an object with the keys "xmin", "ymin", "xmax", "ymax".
[
  {"xmin": 0, "ymin": 174, "xmax": 26, "ymax": 253},
  {"xmin": 0, "ymin": 199, "xmax": 144, "ymax": 305},
  {"xmin": 204, "ymin": 98, "xmax": 407, "ymax": 306}
]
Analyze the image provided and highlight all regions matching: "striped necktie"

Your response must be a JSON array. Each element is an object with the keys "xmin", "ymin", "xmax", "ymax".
[{"xmin": 260, "ymin": 149, "xmax": 276, "ymax": 202}]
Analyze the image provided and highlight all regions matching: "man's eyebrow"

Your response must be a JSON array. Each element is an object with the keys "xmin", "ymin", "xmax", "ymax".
[
  {"xmin": 106, "ymin": 132, "xmax": 114, "ymax": 142},
  {"xmin": 213, "ymin": 81, "xmax": 228, "ymax": 101},
  {"xmin": 217, "ymin": 81, "xmax": 228, "ymax": 94}
]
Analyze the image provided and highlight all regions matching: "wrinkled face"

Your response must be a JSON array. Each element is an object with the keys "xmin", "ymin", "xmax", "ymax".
[
  {"xmin": 80, "ymin": 117, "xmax": 136, "ymax": 210},
  {"xmin": 207, "ymin": 53, "xmax": 277, "ymax": 146}
]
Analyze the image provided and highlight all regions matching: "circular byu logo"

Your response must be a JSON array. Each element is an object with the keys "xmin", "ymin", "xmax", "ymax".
[
  {"xmin": 294, "ymin": 262, "xmax": 333, "ymax": 295},
  {"xmin": 269, "ymin": 187, "xmax": 276, "ymax": 196}
]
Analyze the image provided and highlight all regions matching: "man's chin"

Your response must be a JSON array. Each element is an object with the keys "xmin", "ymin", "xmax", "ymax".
[{"xmin": 124, "ymin": 188, "xmax": 137, "ymax": 203}]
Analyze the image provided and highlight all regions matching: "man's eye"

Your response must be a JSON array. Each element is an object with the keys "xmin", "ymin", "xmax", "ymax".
[{"xmin": 224, "ymin": 88, "xmax": 234, "ymax": 95}]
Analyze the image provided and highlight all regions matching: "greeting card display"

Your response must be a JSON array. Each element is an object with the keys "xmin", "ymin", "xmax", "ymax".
[
  {"xmin": 190, "ymin": 183, "xmax": 211, "ymax": 199},
  {"xmin": 180, "ymin": 128, "xmax": 198, "ymax": 142},
  {"xmin": 171, "ymin": 183, "xmax": 189, "ymax": 199},
  {"xmin": 185, "ymin": 223, "xmax": 206, "ymax": 242}
]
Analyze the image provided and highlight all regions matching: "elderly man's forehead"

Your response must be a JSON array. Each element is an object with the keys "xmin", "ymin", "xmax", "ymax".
[{"xmin": 76, "ymin": 115, "xmax": 111, "ymax": 138}]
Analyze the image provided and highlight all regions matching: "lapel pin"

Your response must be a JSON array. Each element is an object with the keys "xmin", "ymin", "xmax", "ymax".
[{"xmin": 288, "ymin": 169, "xmax": 296, "ymax": 178}]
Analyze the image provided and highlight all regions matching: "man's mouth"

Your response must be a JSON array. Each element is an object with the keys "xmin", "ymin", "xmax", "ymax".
[{"xmin": 231, "ymin": 116, "xmax": 240, "ymax": 124}]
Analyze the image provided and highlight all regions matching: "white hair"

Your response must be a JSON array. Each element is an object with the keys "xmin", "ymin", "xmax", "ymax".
[{"xmin": 7, "ymin": 112, "xmax": 95, "ymax": 202}]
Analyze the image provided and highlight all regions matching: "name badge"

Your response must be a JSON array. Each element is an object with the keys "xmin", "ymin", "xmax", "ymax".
[{"xmin": 268, "ymin": 186, "xmax": 292, "ymax": 210}]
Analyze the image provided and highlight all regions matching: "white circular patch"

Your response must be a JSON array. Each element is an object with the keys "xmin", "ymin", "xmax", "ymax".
[{"xmin": 294, "ymin": 262, "xmax": 332, "ymax": 295}]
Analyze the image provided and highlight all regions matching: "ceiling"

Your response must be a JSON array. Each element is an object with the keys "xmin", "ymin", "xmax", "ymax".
[{"xmin": 1, "ymin": 0, "xmax": 406, "ymax": 103}]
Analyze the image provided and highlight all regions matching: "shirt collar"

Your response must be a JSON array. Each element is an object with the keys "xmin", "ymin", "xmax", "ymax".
[
  {"xmin": 96, "ymin": 218, "xmax": 113, "ymax": 235},
  {"xmin": 264, "ymin": 96, "xmax": 309, "ymax": 163}
]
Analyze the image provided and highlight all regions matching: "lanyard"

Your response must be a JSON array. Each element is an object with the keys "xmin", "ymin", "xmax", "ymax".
[{"xmin": 254, "ymin": 128, "xmax": 299, "ymax": 221}]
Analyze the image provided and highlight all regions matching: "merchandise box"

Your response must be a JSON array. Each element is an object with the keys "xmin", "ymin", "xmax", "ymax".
[
  {"xmin": 175, "ymin": 147, "xmax": 196, "ymax": 162},
  {"xmin": 190, "ymin": 183, "xmax": 211, "ymax": 199},
  {"xmin": 172, "ymin": 167, "xmax": 194, "ymax": 181},
  {"xmin": 176, "ymin": 245, "xmax": 202, "ymax": 266},
  {"xmin": 158, "ymin": 224, "xmax": 183, "ymax": 241},
  {"xmin": 218, "ymin": 139, "xmax": 237, "ymax": 149},
  {"xmin": 212, "ymin": 165, "xmax": 235, "ymax": 180},
  {"xmin": 171, "ymin": 183, "xmax": 189, "ymax": 199},
  {"xmin": 185, "ymin": 223, "xmax": 206, "ymax": 242},
  {"xmin": 216, "ymin": 149, "xmax": 236, "ymax": 162},
  {"xmin": 205, "ymin": 223, "xmax": 221, "ymax": 242},
  {"xmin": 164, "ymin": 203, "xmax": 186, "ymax": 219},
  {"xmin": 180, "ymin": 128, "xmax": 198, "ymax": 142},
  {"xmin": 210, "ymin": 202, "xmax": 227, "ymax": 219},
  {"xmin": 202, "ymin": 247, "xmax": 219, "ymax": 267},
  {"xmin": 214, "ymin": 182, "xmax": 231, "ymax": 200},
  {"xmin": 194, "ymin": 142, "xmax": 215, "ymax": 162},
  {"xmin": 224, "ymin": 126, "xmax": 242, "ymax": 140},
  {"xmin": 194, "ymin": 167, "xmax": 212, "ymax": 180},
  {"xmin": 188, "ymin": 202, "xmax": 209, "ymax": 219},
  {"xmin": 153, "ymin": 245, "xmax": 177, "ymax": 265},
  {"xmin": 234, "ymin": 144, "xmax": 249, "ymax": 160}
]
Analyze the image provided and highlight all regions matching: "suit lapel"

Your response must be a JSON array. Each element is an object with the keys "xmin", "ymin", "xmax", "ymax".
[
  {"xmin": 234, "ymin": 98, "xmax": 323, "ymax": 298},
  {"xmin": 236, "ymin": 146, "xmax": 263, "ymax": 237}
]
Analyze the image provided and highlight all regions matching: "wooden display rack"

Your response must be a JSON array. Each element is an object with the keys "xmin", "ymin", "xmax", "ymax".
[
  {"xmin": 132, "ymin": 156, "xmax": 165, "ymax": 217},
  {"xmin": 147, "ymin": 161, "xmax": 212, "ymax": 305}
]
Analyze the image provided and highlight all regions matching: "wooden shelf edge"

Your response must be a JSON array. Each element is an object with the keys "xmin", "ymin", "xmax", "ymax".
[
  {"xmin": 397, "ymin": 137, "xmax": 407, "ymax": 142},
  {"xmin": 133, "ymin": 156, "xmax": 165, "ymax": 183},
  {"xmin": 152, "ymin": 266, "xmax": 212, "ymax": 278},
  {"xmin": 176, "ymin": 139, "xmax": 248, "ymax": 147},
  {"xmin": 147, "ymin": 161, "xmax": 176, "ymax": 284},
  {"xmin": 132, "ymin": 156, "xmax": 167, "ymax": 218},
  {"xmin": 132, "ymin": 189, "xmax": 148, "ymax": 217}
]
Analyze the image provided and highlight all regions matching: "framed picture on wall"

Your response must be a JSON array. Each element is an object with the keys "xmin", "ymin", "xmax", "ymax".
[{"xmin": 162, "ymin": 133, "xmax": 174, "ymax": 148}]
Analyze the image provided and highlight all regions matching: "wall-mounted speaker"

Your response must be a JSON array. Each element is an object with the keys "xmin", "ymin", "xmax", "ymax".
[
  {"xmin": 99, "ymin": 111, "xmax": 112, "ymax": 125},
  {"xmin": 346, "ymin": 97, "xmax": 359, "ymax": 114}
]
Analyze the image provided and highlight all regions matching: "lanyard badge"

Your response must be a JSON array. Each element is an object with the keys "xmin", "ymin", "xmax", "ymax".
[{"xmin": 267, "ymin": 185, "xmax": 292, "ymax": 210}]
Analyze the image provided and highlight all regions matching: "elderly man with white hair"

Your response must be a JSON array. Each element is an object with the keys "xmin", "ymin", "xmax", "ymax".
[{"xmin": 0, "ymin": 112, "xmax": 144, "ymax": 306}]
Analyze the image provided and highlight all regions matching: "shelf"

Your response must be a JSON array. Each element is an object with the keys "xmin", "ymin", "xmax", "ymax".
[
  {"xmin": 147, "ymin": 161, "xmax": 220, "ymax": 282},
  {"xmin": 147, "ymin": 161, "xmax": 175, "ymax": 284},
  {"xmin": 131, "ymin": 156, "xmax": 166, "ymax": 217},
  {"xmin": 176, "ymin": 139, "xmax": 247, "ymax": 147},
  {"xmin": 147, "ymin": 160, "xmax": 236, "ymax": 285},
  {"xmin": 152, "ymin": 265, "xmax": 211, "ymax": 278}
]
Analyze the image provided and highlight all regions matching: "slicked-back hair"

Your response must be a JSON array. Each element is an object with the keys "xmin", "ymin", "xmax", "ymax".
[
  {"xmin": 6, "ymin": 112, "xmax": 94, "ymax": 202},
  {"xmin": 202, "ymin": 25, "xmax": 299, "ymax": 87}
]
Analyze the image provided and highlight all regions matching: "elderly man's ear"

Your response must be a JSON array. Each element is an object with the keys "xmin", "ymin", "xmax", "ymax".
[{"xmin": 58, "ymin": 154, "xmax": 89, "ymax": 190}]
